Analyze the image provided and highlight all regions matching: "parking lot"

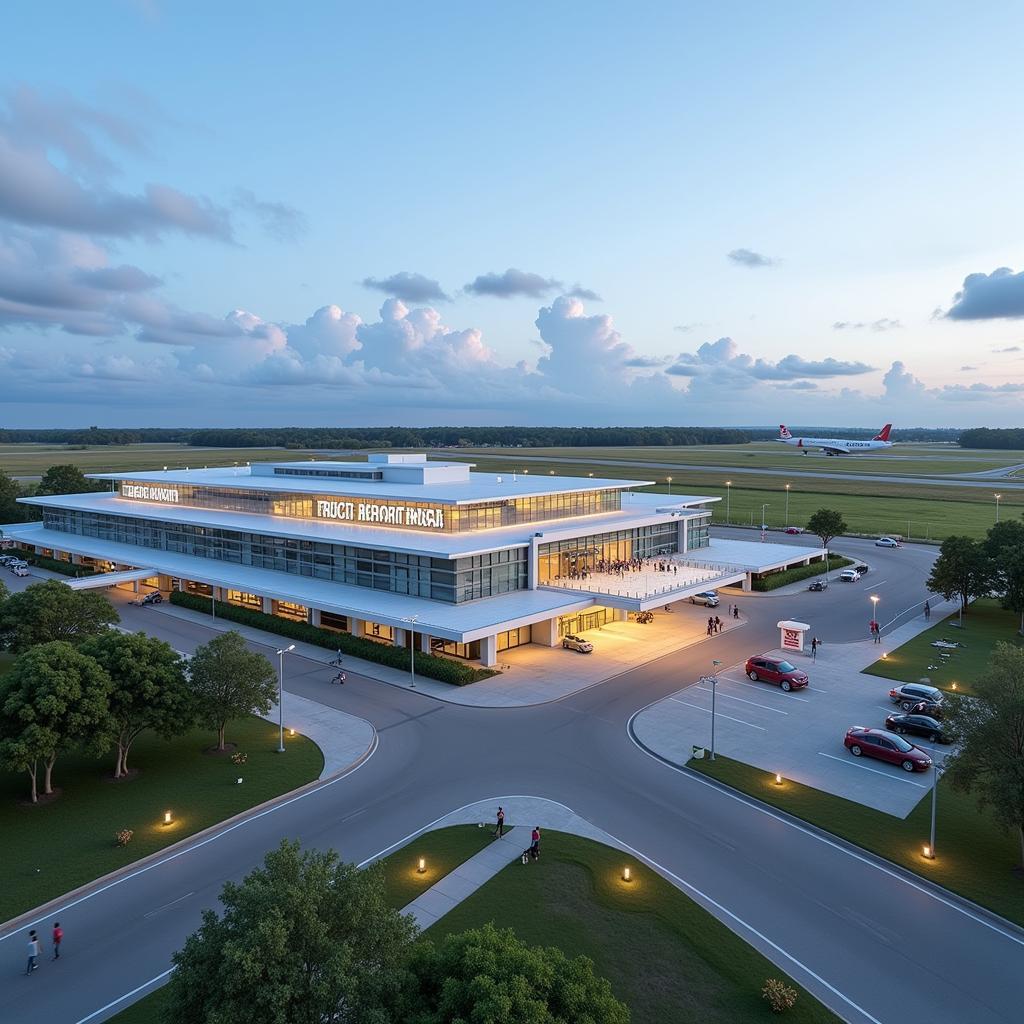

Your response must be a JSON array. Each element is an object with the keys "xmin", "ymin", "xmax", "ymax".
[{"xmin": 632, "ymin": 627, "xmax": 952, "ymax": 817}]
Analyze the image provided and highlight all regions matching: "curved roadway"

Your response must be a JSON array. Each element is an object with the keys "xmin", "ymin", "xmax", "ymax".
[{"xmin": 1, "ymin": 537, "xmax": 1020, "ymax": 1024}]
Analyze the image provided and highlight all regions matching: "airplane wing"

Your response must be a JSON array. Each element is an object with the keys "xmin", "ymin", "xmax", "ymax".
[{"xmin": 821, "ymin": 445, "xmax": 850, "ymax": 455}]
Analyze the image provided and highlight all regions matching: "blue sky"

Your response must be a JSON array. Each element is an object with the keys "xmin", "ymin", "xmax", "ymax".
[{"xmin": 2, "ymin": 0, "xmax": 1024, "ymax": 427}]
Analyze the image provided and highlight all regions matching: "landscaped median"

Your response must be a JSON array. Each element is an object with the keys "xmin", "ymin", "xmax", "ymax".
[
  {"xmin": 688, "ymin": 755, "xmax": 1024, "ymax": 927},
  {"xmin": 862, "ymin": 597, "xmax": 1023, "ymax": 696},
  {"xmin": 168, "ymin": 590, "xmax": 497, "ymax": 686},
  {"xmin": 0, "ymin": 715, "xmax": 323, "ymax": 923},
  {"xmin": 751, "ymin": 555, "xmax": 853, "ymax": 591}
]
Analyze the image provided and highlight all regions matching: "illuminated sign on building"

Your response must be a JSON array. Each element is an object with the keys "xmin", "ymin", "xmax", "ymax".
[
  {"xmin": 121, "ymin": 483, "xmax": 180, "ymax": 503},
  {"xmin": 315, "ymin": 500, "xmax": 445, "ymax": 529}
]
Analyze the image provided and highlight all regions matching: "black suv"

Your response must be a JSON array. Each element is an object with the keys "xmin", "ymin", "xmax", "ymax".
[{"xmin": 884, "ymin": 713, "xmax": 951, "ymax": 744}]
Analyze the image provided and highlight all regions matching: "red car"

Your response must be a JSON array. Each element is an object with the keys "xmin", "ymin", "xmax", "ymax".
[
  {"xmin": 844, "ymin": 727, "xmax": 933, "ymax": 772},
  {"xmin": 784, "ymin": 526, "xmax": 803, "ymax": 535},
  {"xmin": 744, "ymin": 656, "xmax": 809, "ymax": 691}
]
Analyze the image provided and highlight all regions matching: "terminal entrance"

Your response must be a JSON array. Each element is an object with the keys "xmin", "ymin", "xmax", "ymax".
[{"xmin": 558, "ymin": 607, "xmax": 614, "ymax": 636}]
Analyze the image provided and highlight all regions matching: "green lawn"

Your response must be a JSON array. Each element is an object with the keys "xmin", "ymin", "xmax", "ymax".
[
  {"xmin": 0, "ymin": 716, "xmax": 323, "ymax": 921},
  {"xmin": 107, "ymin": 824, "xmax": 495, "ymax": 1024},
  {"xmin": 862, "ymin": 598, "xmax": 1024, "ymax": 696},
  {"xmin": 690, "ymin": 756, "xmax": 1024, "ymax": 927},
  {"xmin": 428, "ymin": 831, "xmax": 841, "ymax": 1024}
]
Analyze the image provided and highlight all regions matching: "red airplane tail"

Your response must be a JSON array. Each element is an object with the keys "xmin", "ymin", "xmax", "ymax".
[
  {"xmin": 779, "ymin": 424, "xmax": 792, "ymax": 439},
  {"xmin": 872, "ymin": 423, "xmax": 892, "ymax": 442}
]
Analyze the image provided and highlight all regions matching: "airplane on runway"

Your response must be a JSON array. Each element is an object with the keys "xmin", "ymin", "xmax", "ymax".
[{"xmin": 777, "ymin": 423, "xmax": 893, "ymax": 455}]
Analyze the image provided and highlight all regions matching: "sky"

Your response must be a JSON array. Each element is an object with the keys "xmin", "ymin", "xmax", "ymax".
[{"xmin": 2, "ymin": 1, "xmax": 1024, "ymax": 429}]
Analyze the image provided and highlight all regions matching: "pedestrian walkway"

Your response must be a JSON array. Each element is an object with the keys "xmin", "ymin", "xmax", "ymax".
[{"xmin": 265, "ymin": 691, "xmax": 375, "ymax": 778}]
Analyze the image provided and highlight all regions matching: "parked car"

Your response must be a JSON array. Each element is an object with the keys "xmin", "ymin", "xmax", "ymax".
[
  {"xmin": 562, "ymin": 634, "xmax": 594, "ymax": 653},
  {"xmin": 853, "ymin": 563, "xmax": 869, "ymax": 575},
  {"xmin": 875, "ymin": 537, "xmax": 900, "ymax": 548},
  {"xmin": 784, "ymin": 526, "xmax": 804, "ymax": 535},
  {"xmin": 12, "ymin": 565, "xmax": 29, "ymax": 577},
  {"xmin": 8, "ymin": 559, "xmax": 28, "ymax": 570},
  {"xmin": 139, "ymin": 591, "xmax": 163, "ymax": 605},
  {"xmin": 844, "ymin": 727, "xmax": 933, "ymax": 772},
  {"xmin": 807, "ymin": 580, "xmax": 829, "ymax": 592},
  {"xmin": 744, "ymin": 655, "xmax": 809, "ymax": 691},
  {"xmin": 0, "ymin": 555, "xmax": 13, "ymax": 566},
  {"xmin": 838, "ymin": 569, "xmax": 861, "ymax": 582},
  {"xmin": 907, "ymin": 699, "xmax": 943, "ymax": 719},
  {"xmin": 689, "ymin": 591, "xmax": 719, "ymax": 607},
  {"xmin": 885, "ymin": 713, "xmax": 951, "ymax": 744},
  {"xmin": 889, "ymin": 682, "xmax": 944, "ymax": 711}
]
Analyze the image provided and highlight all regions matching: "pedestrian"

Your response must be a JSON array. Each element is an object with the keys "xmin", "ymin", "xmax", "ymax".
[
  {"xmin": 714, "ymin": 615, "xmax": 722, "ymax": 633},
  {"xmin": 924, "ymin": 600, "xmax": 931, "ymax": 620},
  {"xmin": 732, "ymin": 604, "xmax": 739, "ymax": 620},
  {"xmin": 493, "ymin": 806, "xmax": 505, "ymax": 838},
  {"xmin": 51, "ymin": 921, "xmax": 62, "ymax": 960},
  {"xmin": 25, "ymin": 931, "xmax": 40, "ymax": 975},
  {"xmin": 706, "ymin": 617, "xmax": 713, "ymax": 636},
  {"xmin": 530, "ymin": 825, "xmax": 541, "ymax": 861},
  {"xmin": 811, "ymin": 636, "xmax": 818, "ymax": 661}
]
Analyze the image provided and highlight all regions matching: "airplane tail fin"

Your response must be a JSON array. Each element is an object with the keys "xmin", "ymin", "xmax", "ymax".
[
  {"xmin": 779, "ymin": 424, "xmax": 792, "ymax": 439},
  {"xmin": 873, "ymin": 423, "xmax": 892, "ymax": 442}
]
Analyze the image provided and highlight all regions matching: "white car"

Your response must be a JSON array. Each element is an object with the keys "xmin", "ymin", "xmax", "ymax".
[
  {"xmin": 562, "ymin": 634, "xmax": 594, "ymax": 653},
  {"xmin": 838, "ymin": 568, "xmax": 861, "ymax": 582},
  {"xmin": 12, "ymin": 565, "xmax": 29, "ymax": 577},
  {"xmin": 875, "ymin": 537, "xmax": 900, "ymax": 548},
  {"xmin": 689, "ymin": 591, "xmax": 720, "ymax": 607}
]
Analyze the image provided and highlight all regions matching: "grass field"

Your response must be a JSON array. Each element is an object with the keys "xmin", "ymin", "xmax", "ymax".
[
  {"xmin": 862, "ymin": 598, "xmax": 1024, "ymax": 696},
  {"xmin": 690, "ymin": 757, "xmax": 1024, "ymax": 927},
  {"xmin": 0, "ymin": 716, "xmax": 323, "ymax": 922}
]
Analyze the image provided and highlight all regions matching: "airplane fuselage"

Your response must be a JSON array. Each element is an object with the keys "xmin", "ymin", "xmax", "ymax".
[{"xmin": 776, "ymin": 437, "xmax": 892, "ymax": 455}]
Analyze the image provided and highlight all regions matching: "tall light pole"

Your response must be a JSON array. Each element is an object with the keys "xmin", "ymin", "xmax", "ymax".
[
  {"xmin": 667, "ymin": 476, "xmax": 672, "ymax": 496},
  {"xmin": 760, "ymin": 503, "xmax": 769, "ymax": 542},
  {"xmin": 710, "ymin": 659, "xmax": 722, "ymax": 760},
  {"xmin": 402, "ymin": 614, "xmax": 419, "ymax": 687},
  {"xmin": 784, "ymin": 483, "xmax": 791, "ymax": 527},
  {"xmin": 870, "ymin": 594, "xmax": 879, "ymax": 640},
  {"xmin": 725, "ymin": 481, "xmax": 732, "ymax": 525},
  {"xmin": 923, "ymin": 763, "xmax": 945, "ymax": 859},
  {"xmin": 995, "ymin": 493, "xmax": 1002, "ymax": 523},
  {"xmin": 275, "ymin": 644, "xmax": 295, "ymax": 753}
]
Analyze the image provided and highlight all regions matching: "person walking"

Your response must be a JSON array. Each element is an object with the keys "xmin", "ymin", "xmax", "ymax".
[
  {"xmin": 530, "ymin": 825, "xmax": 541, "ymax": 861},
  {"xmin": 25, "ymin": 931, "xmax": 40, "ymax": 975},
  {"xmin": 714, "ymin": 615, "xmax": 722, "ymax": 633},
  {"xmin": 810, "ymin": 636, "xmax": 818, "ymax": 661},
  {"xmin": 706, "ymin": 617, "xmax": 713, "ymax": 636},
  {"xmin": 51, "ymin": 922, "xmax": 63, "ymax": 960},
  {"xmin": 493, "ymin": 806, "xmax": 505, "ymax": 839},
  {"xmin": 732, "ymin": 604, "xmax": 739, "ymax": 620},
  {"xmin": 924, "ymin": 600, "xmax": 931, "ymax": 620}
]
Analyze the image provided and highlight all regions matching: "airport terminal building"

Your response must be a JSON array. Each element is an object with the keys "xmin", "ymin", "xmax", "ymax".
[{"xmin": 3, "ymin": 455, "xmax": 824, "ymax": 666}]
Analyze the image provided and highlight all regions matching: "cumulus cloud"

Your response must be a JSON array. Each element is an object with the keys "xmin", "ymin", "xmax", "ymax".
[
  {"xmin": 465, "ymin": 268, "xmax": 562, "ymax": 299},
  {"xmin": 946, "ymin": 267, "xmax": 1024, "ymax": 320},
  {"xmin": 727, "ymin": 248, "xmax": 778, "ymax": 268},
  {"xmin": 361, "ymin": 271, "xmax": 449, "ymax": 303},
  {"xmin": 882, "ymin": 360, "xmax": 926, "ymax": 399},
  {"xmin": 535, "ymin": 296, "xmax": 635, "ymax": 386},
  {"xmin": 567, "ymin": 285, "xmax": 602, "ymax": 301},
  {"xmin": 832, "ymin": 318, "xmax": 902, "ymax": 332}
]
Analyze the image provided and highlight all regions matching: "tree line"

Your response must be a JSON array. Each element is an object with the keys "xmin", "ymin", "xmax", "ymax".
[
  {"xmin": 958, "ymin": 427, "xmax": 1024, "ymax": 450},
  {"xmin": 1, "ymin": 464, "xmax": 91, "ymax": 524}
]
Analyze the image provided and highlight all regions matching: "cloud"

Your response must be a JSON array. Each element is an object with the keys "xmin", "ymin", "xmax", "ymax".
[
  {"xmin": 960, "ymin": 365, "xmax": 978, "ymax": 371},
  {"xmin": 566, "ymin": 284, "xmax": 602, "ymax": 301},
  {"xmin": 465, "ymin": 268, "xmax": 562, "ymax": 299},
  {"xmin": 535, "ymin": 296, "xmax": 634, "ymax": 386},
  {"xmin": 992, "ymin": 345, "xmax": 1021, "ymax": 353},
  {"xmin": 673, "ymin": 323, "xmax": 703, "ymax": 333},
  {"xmin": 832, "ymin": 318, "xmax": 902, "ymax": 332},
  {"xmin": 361, "ymin": 271, "xmax": 449, "ymax": 303},
  {"xmin": 727, "ymin": 248, "xmax": 777, "ymax": 268},
  {"xmin": 233, "ymin": 188, "xmax": 306, "ymax": 241},
  {"xmin": 937, "ymin": 382, "xmax": 1024, "ymax": 401},
  {"xmin": 882, "ymin": 360, "xmax": 926, "ymax": 399},
  {"xmin": 946, "ymin": 267, "xmax": 1024, "ymax": 320},
  {"xmin": 75, "ymin": 265, "xmax": 162, "ymax": 291},
  {"xmin": 624, "ymin": 355, "xmax": 672, "ymax": 368},
  {"xmin": 777, "ymin": 380, "xmax": 818, "ymax": 390}
]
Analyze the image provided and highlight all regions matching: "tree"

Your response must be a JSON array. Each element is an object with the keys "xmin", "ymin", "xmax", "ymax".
[
  {"xmin": 805, "ymin": 508, "xmax": 847, "ymax": 549},
  {"xmin": 985, "ymin": 520, "xmax": 1024, "ymax": 633},
  {"xmin": 926, "ymin": 535, "xmax": 993, "ymax": 615},
  {"xmin": 0, "ymin": 470, "xmax": 28, "ymax": 524},
  {"xmin": 35, "ymin": 464, "xmax": 89, "ymax": 496},
  {"xmin": 0, "ymin": 641, "xmax": 113, "ymax": 801},
  {"xmin": 166, "ymin": 840, "xmax": 417, "ymax": 1024},
  {"xmin": 0, "ymin": 579, "xmax": 119, "ymax": 652},
  {"xmin": 80, "ymin": 631, "xmax": 194, "ymax": 778},
  {"xmin": 187, "ymin": 630, "xmax": 277, "ymax": 750},
  {"xmin": 405, "ymin": 923, "xmax": 630, "ymax": 1024},
  {"xmin": 943, "ymin": 643, "xmax": 1024, "ymax": 869}
]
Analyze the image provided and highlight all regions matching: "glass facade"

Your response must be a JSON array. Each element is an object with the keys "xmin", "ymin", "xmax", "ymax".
[
  {"xmin": 42, "ymin": 508, "xmax": 527, "ymax": 604},
  {"xmin": 115, "ymin": 480, "xmax": 621, "ymax": 533},
  {"xmin": 686, "ymin": 515, "xmax": 711, "ymax": 550},
  {"xmin": 537, "ymin": 523, "xmax": 679, "ymax": 583}
]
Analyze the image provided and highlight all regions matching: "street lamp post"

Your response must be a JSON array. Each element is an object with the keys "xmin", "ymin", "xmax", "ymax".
[
  {"xmin": 995, "ymin": 493, "xmax": 1002, "ymax": 523},
  {"xmin": 760, "ymin": 503, "xmax": 769, "ymax": 542},
  {"xmin": 725, "ymin": 481, "xmax": 732, "ymax": 524},
  {"xmin": 667, "ymin": 476, "xmax": 672, "ymax": 496},
  {"xmin": 275, "ymin": 644, "xmax": 295, "ymax": 753},
  {"xmin": 710, "ymin": 659, "xmax": 722, "ymax": 760},
  {"xmin": 924, "ymin": 763, "xmax": 945, "ymax": 859},
  {"xmin": 784, "ymin": 484, "xmax": 791, "ymax": 527},
  {"xmin": 870, "ymin": 594, "xmax": 879, "ymax": 641},
  {"xmin": 402, "ymin": 614, "xmax": 419, "ymax": 687}
]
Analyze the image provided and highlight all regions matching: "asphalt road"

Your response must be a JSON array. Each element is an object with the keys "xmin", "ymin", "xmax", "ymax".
[{"xmin": 1, "ymin": 537, "xmax": 1021, "ymax": 1024}]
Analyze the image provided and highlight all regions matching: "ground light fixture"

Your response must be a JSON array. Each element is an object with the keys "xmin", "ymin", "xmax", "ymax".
[
  {"xmin": 622, "ymin": 865, "xmax": 631, "ymax": 882},
  {"xmin": 418, "ymin": 857, "xmax": 426, "ymax": 874},
  {"xmin": 667, "ymin": 476, "xmax": 672, "ymax": 495},
  {"xmin": 951, "ymin": 682, "xmax": 958, "ymax": 690},
  {"xmin": 288, "ymin": 728, "xmax": 296, "ymax": 737},
  {"xmin": 163, "ymin": 810, "xmax": 173, "ymax": 825},
  {"xmin": 774, "ymin": 773, "xmax": 783, "ymax": 786}
]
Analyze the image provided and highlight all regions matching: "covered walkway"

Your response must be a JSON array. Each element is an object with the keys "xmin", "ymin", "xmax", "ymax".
[{"xmin": 62, "ymin": 567, "xmax": 157, "ymax": 590}]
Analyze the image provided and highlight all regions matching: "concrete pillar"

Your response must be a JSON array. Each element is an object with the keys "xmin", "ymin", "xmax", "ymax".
[
  {"xmin": 742, "ymin": 575, "xmax": 752, "ymax": 592},
  {"xmin": 262, "ymin": 596, "xmax": 273, "ymax": 614},
  {"xmin": 132, "ymin": 580, "xmax": 140, "ymax": 593},
  {"xmin": 419, "ymin": 632, "xmax": 431, "ymax": 653},
  {"xmin": 393, "ymin": 627, "xmax": 407, "ymax": 647},
  {"xmin": 351, "ymin": 619, "xmax": 364, "ymax": 638},
  {"xmin": 480, "ymin": 634, "xmax": 498, "ymax": 667},
  {"xmin": 679, "ymin": 518, "xmax": 688, "ymax": 554},
  {"xmin": 309, "ymin": 608, "xmax": 321, "ymax": 627},
  {"xmin": 528, "ymin": 537, "xmax": 540, "ymax": 590},
  {"xmin": 802, "ymin": 557, "xmax": 811, "ymax": 566},
  {"xmin": 71, "ymin": 553, "xmax": 83, "ymax": 565},
  {"xmin": 613, "ymin": 607, "xmax": 628, "ymax": 622},
  {"xmin": 531, "ymin": 616, "xmax": 560, "ymax": 647}
]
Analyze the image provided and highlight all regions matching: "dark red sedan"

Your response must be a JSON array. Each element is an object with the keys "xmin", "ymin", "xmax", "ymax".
[
  {"xmin": 744, "ymin": 656, "xmax": 809, "ymax": 692},
  {"xmin": 844, "ymin": 727, "xmax": 933, "ymax": 772}
]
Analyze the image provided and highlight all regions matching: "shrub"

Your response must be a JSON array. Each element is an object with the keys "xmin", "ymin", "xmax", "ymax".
[
  {"xmin": 231, "ymin": 751, "xmax": 248, "ymax": 765},
  {"xmin": 115, "ymin": 829, "xmax": 134, "ymax": 847},
  {"xmin": 167, "ymin": 591, "xmax": 498, "ymax": 686},
  {"xmin": 751, "ymin": 556, "xmax": 853, "ymax": 592},
  {"xmin": 762, "ymin": 978, "xmax": 798, "ymax": 1013}
]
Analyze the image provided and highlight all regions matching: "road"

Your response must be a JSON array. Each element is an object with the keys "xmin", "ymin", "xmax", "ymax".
[{"xmin": 1, "ymin": 537, "xmax": 1021, "ymax": 1024}]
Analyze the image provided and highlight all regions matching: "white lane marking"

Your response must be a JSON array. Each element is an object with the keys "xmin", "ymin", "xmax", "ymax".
[
  {"xmin": 718, "ymin": 676, "xmax": 811, "ymax": 702},
  {"xmin": 74, "ymin": 968, "xmax": 174, "ymax": 1024},
  {"xmin": 143, "ymin": 891, "xmax": 195, "ymax": 919},
  {"xmin": 0, "ymin": 732, "xmax": 379, "ymax": 942},
  {"xmin": 668, "ymin": 697, "xmax": 766, "ymax": 730},
  {"xmin": 625, "ymin": 706, "xmax": 1024, "ymax": 948},
  {"xmin": 818, "ymin": 751, "xmax": 928, "ymax": 787},
  {"xmin": 695, "ymin": 685, "xmax": 788, "ymax": 714},
  {"xmin": 864, "ymin": 580, "xmax": 888, "ymax": 589}
]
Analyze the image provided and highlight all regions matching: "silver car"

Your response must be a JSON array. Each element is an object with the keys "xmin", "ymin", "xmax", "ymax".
[{"xmin": 689, "ymin": 592, "xmax": 719, "ymax": 607}]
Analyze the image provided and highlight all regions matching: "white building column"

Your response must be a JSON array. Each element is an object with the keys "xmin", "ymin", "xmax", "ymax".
[
  {"xmin": 309, "ymin": 608, "xmax": 321, "ymax": 627},
  {"xmin": 71, "ymin": 553, "xmax": 83, "ymax": 565},
  {"xmin": 613, "ymin": 607, "xmax": 628, "ymax": 622},
  {"xmin": 393, "ymin": 627, "xmax": 407, "ymax": 647},
  {"xmin": 132, "ymin": 580, "xmax": 140, "ymax": 593},
  {"xmin": 678, "ymin": 517, "xmax": 688, "ymax": 554},
  {"xmin": 742, "ymin": 575, "xmax": 752, "ymax": 592},
  {"xmin": 531, "ymin": 616, "xmax": 560, "ymax": 647},
  {"xmin": 528, "ymin": 536, "xmax": 540, "ymax": 590},
  {"xmin": 480, "ymin": 634, "xmax": 498, "ymax": 667},
  {"xmin": 351, "ymin": 619, "xmax": 364, "ymax": 638},
  {"xmin": 261, "ymin": 596, "xmax": 273, "ymax": 614},
  {"xmin": 419, "ymin": 633, "xmax": 431, "ymax": 653}
]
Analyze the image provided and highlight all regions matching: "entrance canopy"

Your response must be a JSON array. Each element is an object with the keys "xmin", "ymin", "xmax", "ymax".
[{"xmin": 63, "ymin": 568, "xmax": 157, "ymax": 591}]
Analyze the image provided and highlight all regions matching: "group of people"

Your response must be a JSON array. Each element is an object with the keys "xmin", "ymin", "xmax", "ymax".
[
  {"xmin": 706, "ymin": 615, "xmax": 724, "ymax": 636},
  {"xmin": 560, "ymin": 557, "xmax": 680, "ymax": 582},
  {"xmin": 25, "ymin": 922, "xmax": 62, "ymax": 975},
  {"xmin": 492, "ymin": 806, "xmax": 542, "ymax": 863},
  {"xmin": 869, "ymin": 619, "xmax": 881, "ymax": 643}
]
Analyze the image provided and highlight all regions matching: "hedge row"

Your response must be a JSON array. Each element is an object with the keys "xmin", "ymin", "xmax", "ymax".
[
  {"xmin": 751, "ymin": 555, "xmax": 853, "ymax": 592},
  {"xmin": 168, "ymin": 590, "xmax": 498, "ymax": 686},
  {"xmin": 8, "ymin": 548, "xmax": 98, "ymax": 578}
]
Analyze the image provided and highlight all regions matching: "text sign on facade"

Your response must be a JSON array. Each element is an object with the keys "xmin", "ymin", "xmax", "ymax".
[
  {"xmin": 121, "ymin": 483, "xmax": 180, "ymax": 503},
  {"xmin": 315, "ymin": 499, "xmax": 445, "ymax": 530}
]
